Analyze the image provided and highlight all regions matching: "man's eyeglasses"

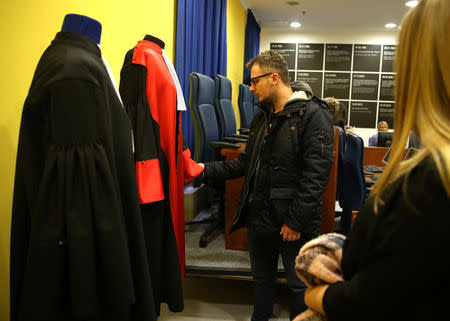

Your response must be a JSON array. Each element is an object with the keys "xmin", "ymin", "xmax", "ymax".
[{"xmin": 250, "ymin": 73, "xmax": 273, "ymax": 85}]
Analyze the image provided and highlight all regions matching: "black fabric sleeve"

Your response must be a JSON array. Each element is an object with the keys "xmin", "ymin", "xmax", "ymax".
[
  {"xmin": 202, "ymin": 112, "xmax": 265, "ymax": 184},
  {"xmin": 284, "ymin": 104, "xmax": 334, "ymax": 232},
  {"xmin": 119, "ymin": 60, "xmax": 165, "ymax": 204},
  {"xmin": 203, "ymin": 144, "xmax": 250, "ymax": 184},
  {"xmin": 120, "ymin": 60, "xmax": 161, "ymax": 163}
]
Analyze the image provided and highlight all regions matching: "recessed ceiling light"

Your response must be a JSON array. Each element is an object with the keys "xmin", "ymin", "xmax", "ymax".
[
  {"xmin": 405, "ymin": 1, "xmax": 419, "ymax": 7},
  {"xmin": 385, "ymin": 23, "xmax": 397, "ymax": 29},
  {"xmin": 290, "ymin": 21, "xmax": 301, "ymax": 28}
]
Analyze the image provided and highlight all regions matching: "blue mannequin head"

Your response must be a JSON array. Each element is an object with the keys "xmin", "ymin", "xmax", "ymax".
[{"xmin": 61, "ymin": 14, "xmax": 102, "ymax": 44}]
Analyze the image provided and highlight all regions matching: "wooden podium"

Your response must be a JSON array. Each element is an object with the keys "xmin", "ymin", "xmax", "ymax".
[
  {"xmin": 221, "ymin": 127, "xmax": 339, "ymax": 251},
  {"xmin": 221, "ymin": 147, "xmax": 247, "ymax": 251},
  {"xmin": 363, "ymin": 146, "xmax": 390, "ymax": 166},
  {"xmin": 363, "ymin": 146, "xmax": 409, "ymax": 166}
]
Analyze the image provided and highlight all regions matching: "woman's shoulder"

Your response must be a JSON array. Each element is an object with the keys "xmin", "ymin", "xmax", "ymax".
[
  {"xmin": 407, "ymin": 156, "xmax": 445, "ymax": 192},
  {"xmin": 385, "ymin": 155, "xmax": 449, "ymax": 217}
]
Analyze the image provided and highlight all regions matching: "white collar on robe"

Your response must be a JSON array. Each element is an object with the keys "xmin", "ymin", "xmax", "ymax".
[
  {"xmin": 99, "ymin": 45, "xmax": 135, "ymax": 152},
  {"xmin": 161, "ymin": 48, "xmax": 187, "ymax": 111}
]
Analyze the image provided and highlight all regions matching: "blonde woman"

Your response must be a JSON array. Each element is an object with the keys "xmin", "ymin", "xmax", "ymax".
[{"xmin": 300, "ymin": 0, "xmax": 450, "ymax": 320}]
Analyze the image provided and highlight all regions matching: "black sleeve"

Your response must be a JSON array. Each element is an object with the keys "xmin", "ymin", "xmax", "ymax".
[
  {"xmin": 284, "ymin": 104, "xmax": 334, "ymax": 232},
  {"xmin": 119, "ymin": 59, "xmax": 165, "ymax": 204},
  {"xmin": 203, "ymin": 113, "xmax": 264, "ymax": 184},
  {"xmin": 203, "ymin": 146, "xmax": 250, "ymax": 184}
]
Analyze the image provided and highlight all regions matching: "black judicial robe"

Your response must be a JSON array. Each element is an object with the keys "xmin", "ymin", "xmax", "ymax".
[
  {"xmin": 11, "ymin": 32, "xmax": 156, "ymax": 321},
  {"xmin": 119, "ymin": 36, "xmax": 202, "ymax": 315}
]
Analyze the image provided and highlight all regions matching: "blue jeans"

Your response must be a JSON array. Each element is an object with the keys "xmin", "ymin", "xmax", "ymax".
[{"xmin": 247, "ymin": 229, "xmax": 308, "ymax": 321}]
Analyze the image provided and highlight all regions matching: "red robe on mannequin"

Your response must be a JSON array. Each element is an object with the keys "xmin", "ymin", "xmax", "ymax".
[{"xmin": 120, "ymin": 35, "xmax": 202, "ymax": 315}]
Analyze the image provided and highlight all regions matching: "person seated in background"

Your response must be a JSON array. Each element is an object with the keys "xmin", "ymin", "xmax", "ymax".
[
  {"xmin": 368, "ymin": 121, "xmax": 389, "ymax": 146},
  {"xmin": 290, "ymin": 80, "xmax": 313, "ymax": 98},
  {"xmin": 300, "ymin": 1, "xmax": 450, "ymax": 320},
  {"xmin": 323, "ymin": 97, "xmax": 352, "ymax": 133},
  {"xmin": 323, "ymin": 97, "xmax": 339, "ymax": 119}
]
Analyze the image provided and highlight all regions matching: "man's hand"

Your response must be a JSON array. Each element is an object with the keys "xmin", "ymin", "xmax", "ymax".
[
  {"xmin": 198, "ymin": 163, "xmax": 205, "ymax": 177},
  {"xmin": 280, "ymin": 224, "xmax": 300, "ymax": 242},
  {"xmin": 192, "ymin": 163, "xmax": 205, "ymax": 188}
]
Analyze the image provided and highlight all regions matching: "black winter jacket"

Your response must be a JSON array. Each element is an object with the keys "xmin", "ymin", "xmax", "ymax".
[{"xmin": 204, "ymin": 95, "xmax": 333, "ymax": 237}]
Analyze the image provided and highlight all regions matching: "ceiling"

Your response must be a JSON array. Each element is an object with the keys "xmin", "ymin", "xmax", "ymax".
[{"xmin": 239, "ymin": 0, "xmax": 414, "ymax": 31}]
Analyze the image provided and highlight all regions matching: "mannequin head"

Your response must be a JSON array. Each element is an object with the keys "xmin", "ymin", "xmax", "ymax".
[{"xmin": 61, "ymin": 14, "xmax": 102, "ymax": 44}]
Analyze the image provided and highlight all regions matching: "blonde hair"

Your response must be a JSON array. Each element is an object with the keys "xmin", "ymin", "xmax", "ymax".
[
  {"xmin": 371, "ymin": 0, "xmax": 450, "ymax": 212},
  {"xmin": 377, "ymin": 121, "xmax": 388, "ymax": 130}
]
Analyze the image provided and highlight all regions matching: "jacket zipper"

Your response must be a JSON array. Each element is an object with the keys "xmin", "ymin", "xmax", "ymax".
[
  {"xmin": 232, "ymin": 102, "xmax": 308, "ymax": 228},
  {"xmin": 232, "ymin": 108, "xmax": 270, "ymax": 227},
  {"xmin": 254, "ymin": 113, "xmax": 271, "ymax": 182},
  {"xmin": 319, "ymin": 130, "xmax": 325, "ymax": 154}
]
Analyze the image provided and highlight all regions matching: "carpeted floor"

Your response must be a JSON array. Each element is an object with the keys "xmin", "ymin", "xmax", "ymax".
[
  {"xmin": 185, "ymin": 223, "xmax": 252, "ymax": 275},
  {"xmin": 158, "ymin": 276, "xmax": 292, "ymax": 321},
  {"xmin": 184, "ymin": 198, "xmax": 342, "ymax": 276},
  {"xmin": 185, "ymin": 222, "xmax": 284, "ymax": 277}
]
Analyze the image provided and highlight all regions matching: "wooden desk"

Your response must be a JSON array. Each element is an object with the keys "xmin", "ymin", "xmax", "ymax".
[
  {"xmin": 363, "ymin": 147, "xmax": 389, "ymax": 167},
  {"xmin": 364, "ymin": 147, "xmax": 410, "ymax": 167},
  {"xmin": 222, "ymin": 146, "xmax": 247, "ymax": 250},
  {"xmin": 221, "ymin": 127, "xmax": 339, "ymax": 251},
  {"xmin": 321, "ymin": 127, "xmax": 339, "ymax": 234}
]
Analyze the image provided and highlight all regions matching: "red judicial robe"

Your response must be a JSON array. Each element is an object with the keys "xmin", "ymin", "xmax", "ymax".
[{"xmin": 119, "ymin": 35, "xmax": 202, "ymax": 314}]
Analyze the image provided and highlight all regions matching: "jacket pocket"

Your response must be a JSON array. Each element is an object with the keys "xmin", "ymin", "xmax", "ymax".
[{"xmin": 270, "ymin": 188, "xmax": 297, "ymax": 226}]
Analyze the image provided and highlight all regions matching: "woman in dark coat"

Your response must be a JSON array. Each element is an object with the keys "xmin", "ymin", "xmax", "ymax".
[{"xmin": 300, "ymin": 1, "xmax": 450, "ymax": 320}]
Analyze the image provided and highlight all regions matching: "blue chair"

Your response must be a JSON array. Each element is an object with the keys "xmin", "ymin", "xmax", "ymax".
[
  {"xmin": 214, "ymin": 74, "xmax": 249, "ymax": 139},
  {"xmin": 238, "ymin": 84, "xmax": 257, "ymax": 129},
  {"xmin": 339, "ymin": 132, "xmax": 366, "ymax": 234},
  {"xmin": 336, "ymin": 127, "xmax": 346, "ymax": 205},
  {"xmin": 189, "ymin": 72, "xmax": 239, "ymax": 163},
  {"xmin": 188, "ymin": 72, "xmax": 240, "ymax": 247}
]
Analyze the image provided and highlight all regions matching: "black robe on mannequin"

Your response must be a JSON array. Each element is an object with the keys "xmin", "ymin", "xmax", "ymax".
[{"xmin": 11, "ymin": 31, "xmax": 156, "ymax": 321}]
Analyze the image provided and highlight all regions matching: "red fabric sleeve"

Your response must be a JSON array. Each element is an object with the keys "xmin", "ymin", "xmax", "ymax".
[
  {"xmin": 135, "ymin": 159, "xmax": 165, "ymax": 204},
  {"xmin": 182, "ymin": 148, "xmax": 204, "ymax": 183}
]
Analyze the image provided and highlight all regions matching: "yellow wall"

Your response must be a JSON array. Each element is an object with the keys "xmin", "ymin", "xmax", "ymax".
[
  {"xmin": 0, "ymin": 1, "xmax": 247, "ymax": 319},
  {"xmin": 0, "ymin": 1, "xmax": 176, "ymax": 320},
  {"xmin": 227, "ymin": 0, "xmax": 247, "ymax": 129}
]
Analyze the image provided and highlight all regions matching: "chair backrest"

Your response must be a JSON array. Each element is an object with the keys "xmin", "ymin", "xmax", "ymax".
[
  {"xmin": 214, "ymin": 74, "xmax": 237, "ymax": 139},
  {"xmin": 320, "ymin": 126, "xmax": 340, "ymax": 234},
  {"xmin": 238, "ymin": 84, "xmax": 257, "ymax": 128},
  {"xmin": 342, "ymin": 132, "xmax": 366, "ymax": 211},
  {"xmin": 336, "ymin": 127, "xmax": 346, "ymax": 207},
  {"xmin": 189, "ymin": 72, "xmax": 220, "ymax": 163}
]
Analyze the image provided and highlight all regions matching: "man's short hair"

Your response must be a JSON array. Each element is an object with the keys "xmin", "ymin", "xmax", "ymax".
[{"xmin": 246, "ymin": 50, "xmax": 290, "ymax": 86}]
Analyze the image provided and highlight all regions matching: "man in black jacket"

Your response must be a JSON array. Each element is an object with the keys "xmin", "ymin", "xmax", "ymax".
[{"xmin": 200, "ymin": 50, "xmax": 333, "ymax": 321}]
